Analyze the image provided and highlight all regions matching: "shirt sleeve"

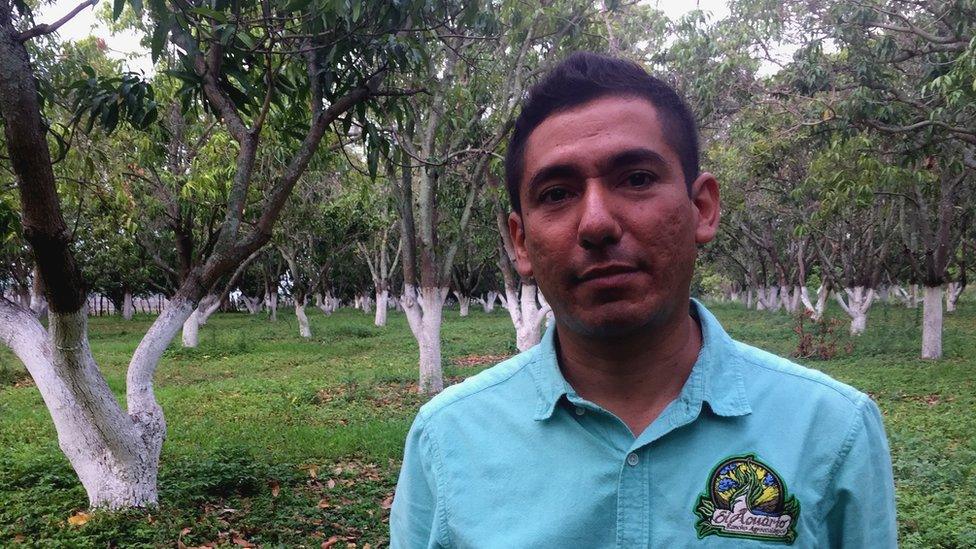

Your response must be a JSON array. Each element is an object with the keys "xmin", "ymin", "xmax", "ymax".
[
  {"xmin": 824, "ymin": 396, "xmax": 898, "ymax": 548},
  {"xmin": 390, "ymin": 412, "xmax": 447, "ymax": 549}
]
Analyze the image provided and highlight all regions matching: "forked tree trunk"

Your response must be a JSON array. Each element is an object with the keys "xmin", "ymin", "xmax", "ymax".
[
  {"xmin": 374, "ymin": 289, "xmax": 388, "ymax": 327},
  {"xmin": 295, "ymin": 298, "xmax": 311, "ymax": 338},
  {"xmin": 482, "ymin": 291, "xmax": 497, "ymax": 313},
  {"xmin": 921, "ymin": 285, "xmax": 943, "ymax": 359},
  {"xmin": 122, "ymin": 291, "xmax": 135, "ymax": 320},
  {"xmin": 181, "ymin": 309, "xmax": 200, "ymax": 347},
  {"xmin": 499, "ymin": 282, "xmax": 550, "ymax": 352},
  {"xmin": 836, "ymin": 286, "xmax": 875, "ymax": 335},
  {"xmin": 1, "ymin": 299, "xmax": 195, "ymax": 508},
  {"xmin": 402, "ymin": 285, "xmax": 447, "ymax": 393},
  {"xmin": 243, "ymin": 295, "xmax": 262, "ymax": 314},
  {"xmin": 800, "ymin": 284, "xmax": 829, "ymax": 321}
]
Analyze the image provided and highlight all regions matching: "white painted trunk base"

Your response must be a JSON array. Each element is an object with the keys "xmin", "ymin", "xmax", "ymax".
[
  {"xmin": 946, "ymin": 282, "xmax": 963, "ymax": 313},
  {"xmin": 374, "ymin": 290, "xmax": 388, "ymax": 327},
  {"xmin": 835, "ymin": 286, "xmax": 875, "ymax": 335},
  {"xmin": 181, "ymin": 309, "xmax": 200, "ymax": 347},
  {"xmin": 295, "ymin": 302, "xmax": 311, "ymax": 338},
  {"xmin": 122, "ymin": 291, "xmax": 134, "ymax": 320},
  {"xmin": 500, "ymin": 283, "xmax": 550, "ymax": 352},
  {"xmin": 921, "ymin": 285, "xmax": 943, "ymax": 359},
  {"xmin": 402, "ymin": 285, "xmax": 447, "ymax": 394}
]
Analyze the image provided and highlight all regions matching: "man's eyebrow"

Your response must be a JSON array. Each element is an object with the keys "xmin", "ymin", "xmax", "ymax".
[
  {"xmin": 527, "ymin": 164, "xmax": 579, "ymax": 191},
  {"xmin": 600, "ymin": 148, "xmax": 667, "ymax": 171}
]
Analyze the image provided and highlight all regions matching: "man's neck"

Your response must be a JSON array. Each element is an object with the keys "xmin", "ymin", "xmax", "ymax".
[{"xmin": 555, "ymin": 308, "xmax": 703, "ymax": 437}]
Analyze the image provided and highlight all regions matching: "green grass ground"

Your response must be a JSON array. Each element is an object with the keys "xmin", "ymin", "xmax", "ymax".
[{"xmin": 1, "ymin": 301, "xmax": 974, "ymax": 547}]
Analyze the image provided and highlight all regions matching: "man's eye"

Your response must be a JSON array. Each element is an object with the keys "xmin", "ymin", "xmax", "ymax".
[
  {"xmin": 625, "ymin": 172, "xmax": 656, "ymax": 188},
  {"xmin": 539, "ymin": 187, "xmax": 571, "ymax": 203}
]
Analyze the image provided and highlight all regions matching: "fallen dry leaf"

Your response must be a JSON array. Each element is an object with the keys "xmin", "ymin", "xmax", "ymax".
[
  {"xmin": 318, "ymin": 498, "xmax": 331, "ymax": 509},
  {"xmin": 381, "ymin": 495, "xmax": 394, "ymax": 510},
  {"xmin": 327, "ymin": 478, "xmax": 337, "ymax": 489},
  {"xmin": 322, "ymin": 536, "xmax": 341, "ymax": 548},
  {"xmin": 67, "ymin": 511, "xmax": 90, "ymax": 526},
  {"xmin": 308, "ymin": 465, "xmax": 319, "ymax": 479},
  {"xmin": 270, "ymin": 480, "xmax": 281, "ymax": 497},
  {"xmin": 232, "ymin": 536, "xmax": 255, "ymax": 547}
]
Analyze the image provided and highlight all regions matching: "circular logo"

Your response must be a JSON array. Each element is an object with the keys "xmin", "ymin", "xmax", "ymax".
[{"xmin": 710, "ymin": 455, "xmax": 785, "ymax": 515}]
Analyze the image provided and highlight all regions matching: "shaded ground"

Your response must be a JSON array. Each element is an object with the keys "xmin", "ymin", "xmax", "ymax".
[{"xmin": 1, "ymin": 300, "xmax": 974, "ymax": 547}]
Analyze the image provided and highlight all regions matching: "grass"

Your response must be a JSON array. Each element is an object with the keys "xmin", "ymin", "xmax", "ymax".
[{"xmin": 1, "ymin": 300, "xmax": 974, "ymax": 547}]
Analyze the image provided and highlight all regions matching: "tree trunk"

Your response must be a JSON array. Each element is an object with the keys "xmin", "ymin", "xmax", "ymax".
[
  {"xmin": 946, "ymin": 282, "xmax": 963, "ymax": 313},
  {"xmin": 122, "ymin": 291, "xmax": 135, "ymax": 320},
  {"xmin": 482, "ymin": 291, "xmax": 497, "ymax": 313},
  {"xmin": 835, "ymin": 286, "xmax": 875, "ymax": 335},
  {"xmin": 374, "ymin": 289, "xmax": 388, "ymax": 327},
  {"xmin": 181, "ymin": 309, "xmax": 200, "ymax": 347},
  {"xmin": 268, "ymin": 292, "xmax": 278, "ymax": 321},
  {"xmin": 454, "ymin": 291, "xmax": 470, "ymax": 317},
  {"xmin": 921, "ymin": 285, "xmax": 943, "ymax": 359},
  {"xmin": 0, "ymin": 303, "xmax": 170, "ymax": 508},
  {"xmin": 402, "ymin": 285, "xmax": 447, "ymax": 394},
  {"xmin": 295, "ymin": 300, "xmax": 311, "ymax": 338}
]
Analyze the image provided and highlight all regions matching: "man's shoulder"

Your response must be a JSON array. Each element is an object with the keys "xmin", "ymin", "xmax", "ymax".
[
  {"xmin": 415, "ymin": 349, "xmax": 539, "ymax": 424},
  {"xmin": 728, "ymin": 338, "xmax": 868, "ymax": 411}
]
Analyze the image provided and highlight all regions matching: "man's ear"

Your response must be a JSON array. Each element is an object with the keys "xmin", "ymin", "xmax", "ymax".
[
  {"xmin": 690, "ymin": 172, "xmax": 720, "ymax": 245},
  {"xmin": 508, "ymin": 211, "xmax": 534, "ymax": 278}
]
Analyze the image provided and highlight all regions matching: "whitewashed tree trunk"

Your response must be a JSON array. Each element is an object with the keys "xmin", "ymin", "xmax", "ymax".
[
  {"xmin": 921, "ymin": 285, "xmax": 943, "ymax": 359},
  {"xmin": 295, "ymin": 299, "xmax": 311, "ymax": 338},
  {"xmin": 362, "ymin": 294, "xmax": 372, "ymax": 314},
  {"xmin": 1, "ymin": 298, "xmax": 195, "ymax": 508},
  {"xmin": 374, "ymin": 289, "xmax": 388, "ymax": 327},
  {"xmin": 402, "ymin": 285, "xmax": 447, "ymax": 394},
  {"xmin": 745, "ymin": 287, "xmax": 754, "ymax": 309},
  {"xmin": 500, "ymin": 283, "xmax": 550, "ymax": 352},
  {"xmin": 482, "ymin": 291, "xmax": 497, "ymax": 313},
  {"xmin": 454, "ymin": 291, "xmax": 470, "ymax": 317},
  {"xmin": 243, "ymin": 295, "xmax": 262, "ymax": 314},
  {"xmin": 122, "ymin": 291, "xmax": 135, "ymax": 320},
  {"xmin": 800, "ymin": 284, "xmax": 829, "ymax": 321},
  {"xmin": 181, "ymin": 309, "xmax": 200, "ymax": 347},
  {"xmin": 946, "ymin": 282, "xmax": 963, "ymax": 313},
  {"xmin": 908, "ymin": 284, "xmax": 919, "ymax": 308},
  {"xmin": 835, "ymin": 286, "xmax": 875, "ymax": 335},
  {"xmin": 779, "ymin": 285, "xmax": 796, "ymax": 313}
]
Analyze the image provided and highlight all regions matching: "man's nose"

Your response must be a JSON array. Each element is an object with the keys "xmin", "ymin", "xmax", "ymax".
[{"xmin": 577, "ymin": 182, "xmax": 623, "ymax": 250}]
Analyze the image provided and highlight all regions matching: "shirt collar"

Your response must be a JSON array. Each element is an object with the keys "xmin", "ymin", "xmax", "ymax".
[{"xmin": 528, "ymin": 299, "xmax": 752, "ymax": 421}]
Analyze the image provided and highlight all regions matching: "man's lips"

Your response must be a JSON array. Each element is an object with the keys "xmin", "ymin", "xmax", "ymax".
[{"xmin": 576, "ymin": 263, "xmax": 640, "ymax": 283}]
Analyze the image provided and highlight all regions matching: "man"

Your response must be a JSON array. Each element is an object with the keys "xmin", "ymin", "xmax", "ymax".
[{"xmin": 391, "ymin": 52, "xmax": 897, "ymax": 548}]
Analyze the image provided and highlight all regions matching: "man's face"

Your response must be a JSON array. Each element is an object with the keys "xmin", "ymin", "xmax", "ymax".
[{"xmin": 509, "ymin": 95, "xmax": 720, "ymax": 338}]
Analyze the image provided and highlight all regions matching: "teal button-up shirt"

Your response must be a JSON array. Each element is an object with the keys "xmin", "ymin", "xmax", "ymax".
[{"xmin": 391, "ymin": 302, "xmax": 897, "ymax": 548}]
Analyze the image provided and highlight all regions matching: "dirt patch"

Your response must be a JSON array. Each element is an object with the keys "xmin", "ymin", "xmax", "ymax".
[
  {"xmin": 898, "ymin": 393, "xmax": 954, "ymax": 406},
  {"xmin": 451, "ymin": 354, "xmax": 511, "ymax": 367},
  {"xmin": 313, "ymin": 378, "xmax": 467, "ymax": 409}
]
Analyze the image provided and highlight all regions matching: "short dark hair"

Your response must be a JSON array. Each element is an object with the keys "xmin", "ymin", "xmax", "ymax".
[{"xmin": 504, "ymin": 51, "xmax": 700, "ymax": 212}]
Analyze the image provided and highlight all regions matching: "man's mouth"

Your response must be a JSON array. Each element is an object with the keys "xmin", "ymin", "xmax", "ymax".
[{"xmin": 577, "ymin": 263, "xmax": 639, "ymax": 283}]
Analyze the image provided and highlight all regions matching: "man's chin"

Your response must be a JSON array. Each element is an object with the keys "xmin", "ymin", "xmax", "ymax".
[{"xmin": 558, "ymin": 308, "xmax": 668, "ymax": 339}]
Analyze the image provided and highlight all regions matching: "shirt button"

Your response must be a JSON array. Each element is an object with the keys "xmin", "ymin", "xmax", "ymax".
[
  {"xmin": 627, "ymin": 453, "xmax": 639, "ymax": 466},
  {"xmin": 574, "ymin": 407, "xmax": 585, "ymax": 416}
]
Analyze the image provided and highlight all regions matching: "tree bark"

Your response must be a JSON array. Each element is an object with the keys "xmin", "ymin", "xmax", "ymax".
[
  {"xmin": 921, "ymin": 285, "xmax": 943, "ymax": 359},
  {"xmin": 835, "ymin": 286, "xmax": 875, "ymax": 335},
  {"xmin": 181, "ymin": 309, "xmax": 201, "ymax": 347},
  {"xmin": 374, "ymin": 289, "xmax": 388, "ymax": 327},
  {"xmin": 402, "ymin": 285, "xmax": 447, "ymax": 393},
  {"xmin": 122, "ymin": 291, "xmax": 135, "ymax": 320},
  {"xmin": 295, "ymin": 299, "xmax": 311, "ymax": 338}
]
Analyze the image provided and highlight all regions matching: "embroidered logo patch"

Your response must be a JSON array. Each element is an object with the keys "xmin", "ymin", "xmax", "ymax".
[{"xmin": 694, "ymin": 454, "xmax": 800, "ymax": 544}]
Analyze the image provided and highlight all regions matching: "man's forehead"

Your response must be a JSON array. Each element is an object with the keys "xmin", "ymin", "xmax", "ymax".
[{"xmin": 521, "ymin": 95, "xmax": 679, "ymax": 176}]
